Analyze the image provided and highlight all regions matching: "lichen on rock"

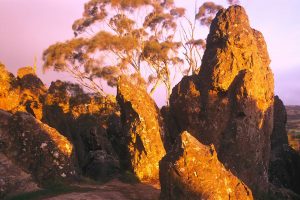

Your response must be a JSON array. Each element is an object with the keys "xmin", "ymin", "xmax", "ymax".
[
  {"xmin": 0, "ymin": 110, "xmax": 77, "ymax": 185},
  {"xmin": 117, "ymin": 76, "xmax": 166, "ymax": 183},
  {"xmin": 170, "ymin": 5, "xmax": 274, "ymax": 195},
  {"xmin": 160, "ymin": 131, "xmax": 253, "ymax": 200}
]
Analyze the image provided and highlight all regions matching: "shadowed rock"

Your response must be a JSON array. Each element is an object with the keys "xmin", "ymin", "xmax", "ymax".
[
  {"xmin": 117, "ymin": 76, "xmax": 166, "ymax": 183},
  {"xmin": 169, "ymin": 5, "xmax": 274, "ymax": 195},
  {"xmin": 269, "ymin": 96, "xmax": 300, "ymax": 196},
  {"xmin": 0, "ymin": 153, "xmax": 39, "ymax": 199},
  {"xmin": 42, "ymin": 80, "xmax": 120, "ymax": 180},
  {"xmin": 160, "ymin": 131, "xmax": 253, "ymax": 200},
  {"xmin": 0, "ymin": 110, "xmax": 77, "ymax": 185}
]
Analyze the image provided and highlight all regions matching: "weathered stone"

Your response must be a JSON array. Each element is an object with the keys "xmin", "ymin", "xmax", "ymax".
[
  {"xmin": 169, "ymin": 5, "xmax": 274, "ymax": 195},
  {"xmin": 269, "ymin": 96, "xmax": 300, "ymax": 195},
  {"xmin": 0, "ymin": 64, "xmax": 46, "ymax": 120},
  {"xmin": 17, "ymin": 66, "xmax": 36, "ymax": 79},
  {"xmin": 159, "ymin": 131, "xmax": 253, "ymax": 200},
  {"xmin": 160, "ymin": 106, "xmax": 180, "ymax": 152},
  {"xmin": 117, "ymin": 76, "xmax": 166, "ymax": 183},
  {"xmin": 16, "ymin": 72, "xmax": 47, "ymax": 120},
  {"xmin": 0, "ymin": 63, "xmax": 20, "ymax": 111},
  {"xmin": 0, "ymin": 110, "xmax": 77, "ymax": 185},
  {"xmin": 0, "ymin": 153, "xmax": 39, "ymax": 199},
  {"xmin": 43, "ymin": 80, "xmax": 120, "ymax": 179},
  {"xmin": 84, "ymin": 150, "xmax": 120, "ymax": 181}
]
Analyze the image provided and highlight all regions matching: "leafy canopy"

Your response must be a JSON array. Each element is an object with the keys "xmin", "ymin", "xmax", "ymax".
[{"xmin": 43, "ymin": 0, "xmax": 239, "ymax": 101}]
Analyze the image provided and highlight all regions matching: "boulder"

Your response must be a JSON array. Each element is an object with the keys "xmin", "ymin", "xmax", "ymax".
[
  {"xmin": 0, "ymin": 153, "xmax": 39, "ymax": 199},
  {"xmin": 159, "ymin": 131, "xmax": 253, "ymax": 200},
  {"xmin": 117, "ymin": 76, "xmax": 166, "ymax": 183},
  {"xmin": 84, "ymin": 150, "xmax": 119, "ymax": 181},
  {"xmin": 0, "ymin": 110, "xmax": 77, "ymax": 185},
  {"xmin": 169, "ymin": 5, "xmax": 274, "ymax": 194},
  {"xmin": 269, "ymin": 96, "xmax": 300, "ymax": 195}
]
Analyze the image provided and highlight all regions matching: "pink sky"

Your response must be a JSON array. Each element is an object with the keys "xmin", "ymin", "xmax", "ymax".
[{"xmin": 0, "ymin": 0, "xmax": 299, "ymax": 106}]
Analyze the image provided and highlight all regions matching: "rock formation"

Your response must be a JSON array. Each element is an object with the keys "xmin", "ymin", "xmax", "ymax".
[
  {"xmin": 117, "ymin": 76, "xmax": 166, "ymax": 182},
  {"xmin": 0, "ymin": 110, "xmax": 77, "ymax": 185},
  {"xmin": 0, "ymin": 63, "xmax": 20, "ymax": 111},
  {"xmin": 43, "ymin": 80, "xmax": 120, "ymax": 180},
  {"xmin": 269, "ymin": 96, "xmax": 300, "ymax": 196},
  {"xmin": 160, "ymin": 131, "xmax": 253, "ymax": 200},
  {"xmin": 16, "ymin": 67, "xmax": 47, "ymax": 120},
  {"xmin": 17, "ymin": 66, "xmax": 36, "ymax": 79},
  {"xmin": 0, "ymin": 153, "xmax": 39, "ymax": 198},
  {"xmin": 0, "ymin": 64, "xmax": 46, "ymax": 120},
  {"xmin": 170, "ymin": 5, "xmax": 274, "ymax": 195}
]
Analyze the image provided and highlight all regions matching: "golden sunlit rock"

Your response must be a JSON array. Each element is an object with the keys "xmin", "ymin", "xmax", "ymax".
[
  {"xmin": 38, "ymin": 119, "xmax": 73, "ymax": 157},
  {"xmin": 17, "ymin": 66, "xmax": 36, "ymax": 79},
  {"xmin": 0, "ymin": 110, "xmax": 77, "ymax": 184},
  {"xmin": 117, "ymin": 76, "xmax": 166, "ymax": 183},
  {"xmin": 0, "ymin": 64, "xmax": 46, "ymax": 120},
  {"xmin": 170, "ymin": 5, "xmax": 274, "ymax": 196},
  {"xmin": 160, "ymin": 131, "xmax": 253, "ymax": 200},
  {"xmin": 0, "ymin": 63, "xmax": 20, "ymax": 111}
]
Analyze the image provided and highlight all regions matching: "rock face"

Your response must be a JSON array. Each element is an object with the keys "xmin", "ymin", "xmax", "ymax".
[
  {"xmin": 160, "ymin": 131, "xmax": 253, "ymax": 200},
  {"xmin": 117, "ymin": 76, "xmax": 166, "ymax": 182},
  {"xmin": 170, "ymin": 5, "xmax": 274, "ymax": 194},
  {"xmin": 0, "ymin": 63, "xmax": 20, "ymax": 111},
  {"xmin": 17, "ymin": 66, "xmax": 36, "ymax": 79},
  {"xmin": 42, "ymin": 80, "xmax": 120, "ymax": 180},
  {"xmin": 16, "ymin": 68, "xmax": 47, "ymax": 120},
  {"xmin": 269, "ymin": 96, "xmax": 300, "ymax": 196},
  {"xmin": 0, "ymin": 153, "xmax": 39, "ymax": 199},
  {"xmin": 0, "ymin": 110, "xmax": 77, "ymax": 185},
  {"xmin": 0, "ymin": 64, "xmax": 46, "ymax": 120}
]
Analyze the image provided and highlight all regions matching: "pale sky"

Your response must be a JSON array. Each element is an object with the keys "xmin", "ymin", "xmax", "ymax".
[{"xmin": 0, "ymin": 0, "xmax": 299, "ymax": 106}]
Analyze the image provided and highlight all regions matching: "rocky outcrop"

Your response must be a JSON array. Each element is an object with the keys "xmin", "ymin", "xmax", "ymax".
[
  {"xmin": 117, "ymin": 76, "xmax": 166, "ymax": 182},
  {"xmin": 160, "ymin": 131, "xmax": 253, "ymax": 200},
  {"xmin": 43, "ymin": 80, "xmax": 120, "ymax": 180},
  {"xmin": 17, "ymin": 66, "xmax": 36, "ymax": 79},
  {"xmin": 0, "ymin": 63, "xmax": 20, "ymax": 111},
  {"xmin": 0, "ymin": 153, "xmax": 39, "ymax": 199},
  {"xmin": 169, "ymin": 5, "xmax": 274, "ymax": 195},
  {"xmin": 269, "ymin": 96, "xmax": 300, "ymax": 196},
  {"xmin": 0, "ymin": 64, "xmax": 46, "ymax": 120},
  {"xmin": 0, "ymin": 110, "xmax": 77, "ymax": 185},
  {"xmin": 16, "ymin": 67, "xmax": 46, "ymax": 120}
]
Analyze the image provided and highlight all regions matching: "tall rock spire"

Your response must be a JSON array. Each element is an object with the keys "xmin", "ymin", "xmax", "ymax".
[{"xmin": 169, "ymin": 5, "xmax": 274, "ymax": 196}]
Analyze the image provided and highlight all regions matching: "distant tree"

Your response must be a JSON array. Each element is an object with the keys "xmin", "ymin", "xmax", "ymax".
[
  {"xmin": 43, "ymin": 0, "xmax": 185, "ymax": 99},
  {"xmin": 227, "ymin": 0, "xmax": 240, "ymax": 5},
  {"xmin": 180, "ymin": 1, "xmax": 222, "ymax": 75},
  {"xmin": 43, "ymin": 0, "xmax": 235, "ymax": 102}
]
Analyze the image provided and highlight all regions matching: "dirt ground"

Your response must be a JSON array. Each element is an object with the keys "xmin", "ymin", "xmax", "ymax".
[{"xmin": 43, "ymin": 179, "xmax": 160, "ymax": 200}]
